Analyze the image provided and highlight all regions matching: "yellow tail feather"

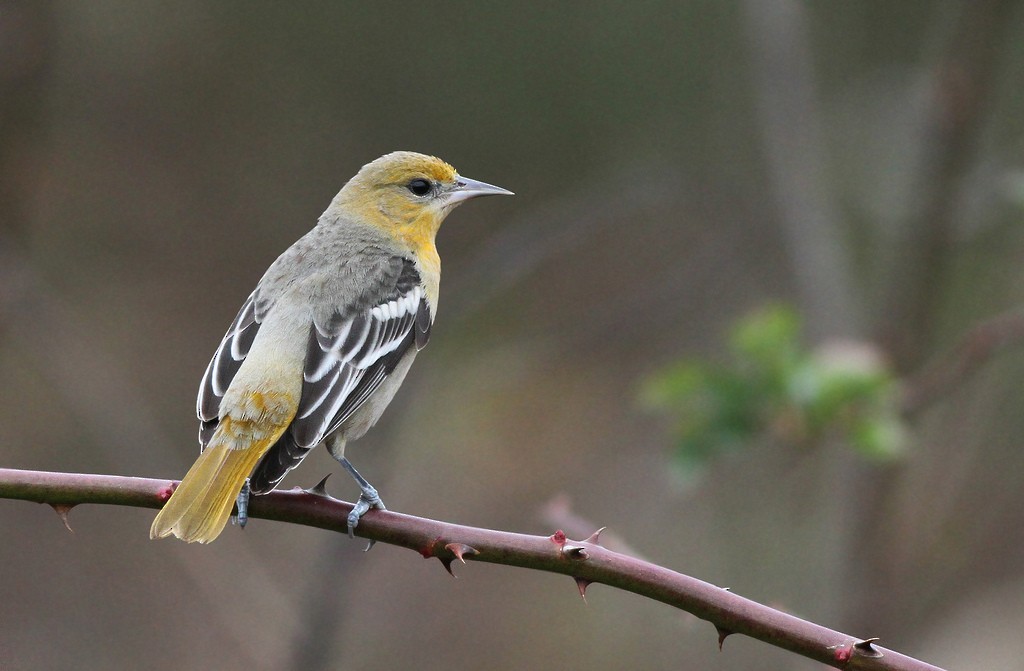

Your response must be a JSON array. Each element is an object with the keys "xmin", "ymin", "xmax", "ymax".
[{"xmin": 151, "ymin": 419, "xmax": 288, "ymax": 544}]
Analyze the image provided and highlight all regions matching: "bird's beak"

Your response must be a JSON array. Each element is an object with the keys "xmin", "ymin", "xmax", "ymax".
[{"xmin": 448, "ymin": 176, "xmax": 514, "ymax": 204}]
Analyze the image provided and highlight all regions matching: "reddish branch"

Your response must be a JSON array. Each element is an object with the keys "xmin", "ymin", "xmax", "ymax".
[{"xmin": 2, "ymin": 467, "xmax": 943, "ymax": 671}]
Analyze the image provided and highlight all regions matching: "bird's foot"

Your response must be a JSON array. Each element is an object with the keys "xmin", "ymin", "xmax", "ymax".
[
  {"xmin": 338, "ymin": 457, "xmax": 385, "ymax": 549},
  {"xmin": 347, "ymin": 486, "xmax": 386, "ymax": 540},
  {"xmin": 231, "ymin": 478, "xmax": 251, "ymax": 528}
]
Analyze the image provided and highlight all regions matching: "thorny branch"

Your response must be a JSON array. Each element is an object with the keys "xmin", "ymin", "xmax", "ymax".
[{"xmin": 1, "ymin": 467, "xmax": 943, "ymax": 671}]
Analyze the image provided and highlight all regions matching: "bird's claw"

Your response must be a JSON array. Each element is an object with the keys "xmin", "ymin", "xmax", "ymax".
[{"xmin": 347, "ymin": 488, "xmax": 386, "ymax": 548}]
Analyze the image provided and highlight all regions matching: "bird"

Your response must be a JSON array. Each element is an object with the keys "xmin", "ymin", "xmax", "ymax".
[{"xmin": 150, "ymin": 151, "xmax": 512, "ymax": 543}]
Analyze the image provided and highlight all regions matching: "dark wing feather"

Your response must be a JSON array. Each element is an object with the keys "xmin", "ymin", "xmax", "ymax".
[
  {"xmin": 248, "ymin": 258, "xmax": 432, "ymax": 493},
  {"xmin": 195, "ymin": 290, "xmax": 269, "ymax": 450}
]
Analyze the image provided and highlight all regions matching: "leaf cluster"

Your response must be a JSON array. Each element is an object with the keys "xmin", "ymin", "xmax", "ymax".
[{"xmin": 643, "ymin": 305, "xmax": 905, "ymax": 475}]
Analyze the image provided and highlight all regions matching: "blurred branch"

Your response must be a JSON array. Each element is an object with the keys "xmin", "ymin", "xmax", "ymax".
[
  {"xmin": 541, "ymin": 493, "xmax": 644, "ymax": 559},
  {"xmin": 879, "ymin": 0, "xmax": 1018, "ymax": 371},
  {"xmin": 742, "ymin": 0, "xmax": 862, "ymax": 339},
  {"xmin": 0, "ymin": 0, "xmax": 53, "ymax": 243},
  {"xmin": 900, "ymin": 306, "xmax": 1024, "ymax": 416},
  {"xmin": 448, "ymin": 163, "xmax": 686, "ymax": 320},
  {"xmin": 2, "ymin": 467, "xmax": 944, "ymax": 671}
]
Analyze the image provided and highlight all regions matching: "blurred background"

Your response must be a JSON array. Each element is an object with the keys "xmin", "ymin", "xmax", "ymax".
[{"xmin": 2, "ymin": 1, "xmax": 1024, "ymax": 669}]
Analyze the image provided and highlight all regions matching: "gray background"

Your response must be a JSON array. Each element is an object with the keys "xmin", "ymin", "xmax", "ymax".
[{"xmin": 2, "ymin": 2, "xmax": 1024, "ymax": 669}]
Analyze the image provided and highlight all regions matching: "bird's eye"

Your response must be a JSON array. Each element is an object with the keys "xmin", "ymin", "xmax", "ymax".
[{"xmin": 407, "ymin": 178, "xmax": 432, "ymax": 196}]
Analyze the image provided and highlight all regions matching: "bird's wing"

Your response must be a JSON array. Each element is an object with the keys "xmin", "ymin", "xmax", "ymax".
[
  {"xmin": 195, "ymin": 290, "xmax": 272, "ymax": 449},
  {"xmin": 248, "ymin": 257, "xmax": 431, "ymax": 492}
]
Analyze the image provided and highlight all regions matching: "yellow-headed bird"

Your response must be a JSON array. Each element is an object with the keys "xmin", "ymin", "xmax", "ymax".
[{"xmin": 150, "ymin": 152, "xmax": 512, "ymax": 543}]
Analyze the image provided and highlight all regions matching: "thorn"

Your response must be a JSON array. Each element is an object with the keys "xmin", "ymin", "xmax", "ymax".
[
  {"xmin": 50, "ymin": 504, "xmax": 75, "ymax": 533},
  {"xmin": 853, "ymin": 637, "xmax": 883, "ymax": 658},
  {"xmin": 303, "ymin": 474, "xmax": 333, "ymax": 497},
  {"xmin": 438, "ymin": 543, "xmax": 478, "ymax": 578},
  {"xmin": 715, "ymin": 626, "xmax": 733, "ymax": 650},
  {"xmin": 562, "ymin": 544, "xmax": 589, "ymax": 560},
  {"xmin": 583, "ymin": 526, "xmax": 606, "ymax": 546},
  {"xmin": 549, "ymin": 529, "xmax": 566, "ymax": 546},
  {"xmin": 444, "ymin": 543, "xmax": 479, "ymax": 564},
  {"xmin": 574, "ymin": 577, "xmax": 592, "ymax": 602}
]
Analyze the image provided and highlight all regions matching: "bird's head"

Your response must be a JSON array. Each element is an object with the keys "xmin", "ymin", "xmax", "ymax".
[{"xmin": 333, "ymin": 151, "xmax": 512, "ymax": 243}]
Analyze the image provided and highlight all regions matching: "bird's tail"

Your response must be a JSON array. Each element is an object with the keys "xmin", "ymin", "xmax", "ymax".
[{"xmin": 150, "ymin": 418, "xmax": 288, "ymax": 544}]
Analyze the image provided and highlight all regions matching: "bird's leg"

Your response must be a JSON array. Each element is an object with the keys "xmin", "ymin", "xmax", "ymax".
[
  {"xmin": 231, "ymin": 478, "xmax": 251, "ymax": 528},
  {"xmin": 339, "ymin": 457, "xmax": 386, "ymax": 538}
]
